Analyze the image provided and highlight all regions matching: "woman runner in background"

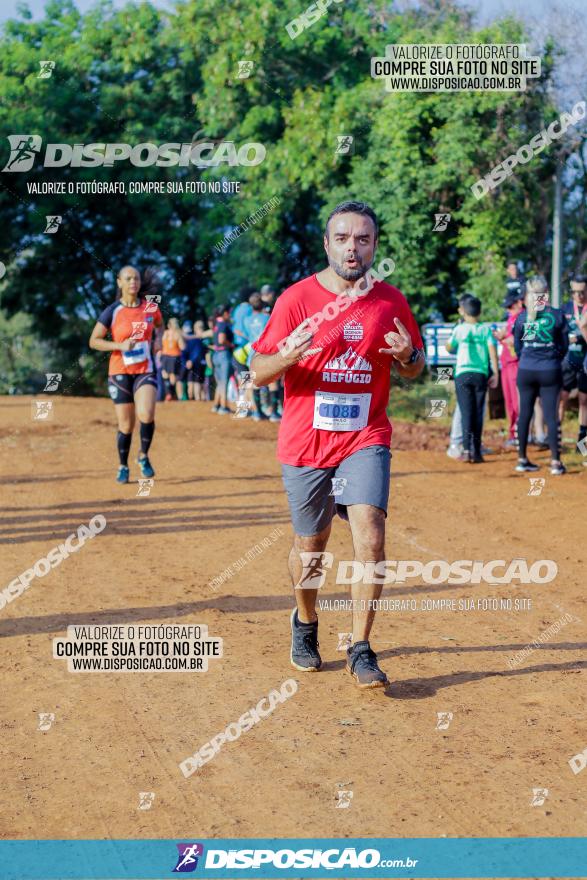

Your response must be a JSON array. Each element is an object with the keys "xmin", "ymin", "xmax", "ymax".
[
  {"xmin": 89, "ymin": 266, "xmax": 163, "ymax": 483},
  {"xmin": 160, "ymin": 317, "xmax": 185, "ymax": 400}
]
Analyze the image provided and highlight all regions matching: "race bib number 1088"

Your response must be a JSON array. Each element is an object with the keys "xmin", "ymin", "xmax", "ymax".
[{"xmin": 313, "ymin": 391, "xmax": 371, "ymax": 432}]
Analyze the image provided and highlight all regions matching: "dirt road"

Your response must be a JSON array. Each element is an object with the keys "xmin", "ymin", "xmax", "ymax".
[{"xmin": 0, "ymin": 395, "xmax": 585, "ymax": 853}]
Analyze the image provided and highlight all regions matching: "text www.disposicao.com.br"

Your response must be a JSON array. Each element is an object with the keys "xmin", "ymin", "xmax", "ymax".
[{"xmin": 70, "ymin": 657, "xmax": 200, "ymax": 671}]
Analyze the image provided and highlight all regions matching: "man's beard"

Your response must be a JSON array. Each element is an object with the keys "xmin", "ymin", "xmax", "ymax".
[{"xmin": 328, "ymin": 252, "xmax": 372, "ymax": 282}]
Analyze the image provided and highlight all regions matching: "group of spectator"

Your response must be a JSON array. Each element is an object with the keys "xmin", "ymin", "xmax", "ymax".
[
  {"xmin": 446, "ymin": 262, "xmax": 587, "ymax": 475},
  {"xmin": 155, "ymin": 285, "xmax": 282, "ymax": 422}
]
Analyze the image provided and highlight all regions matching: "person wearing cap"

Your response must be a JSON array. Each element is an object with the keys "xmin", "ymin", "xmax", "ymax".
[
  {"xmin": 260, "ymin": 284, "xmax": 276, "ymax": 314},
  {"xmin": 493, "ymin": 290, "xmax": 524, "ymax": 448},
  {"xmin": 506, "ymin": 260, "xmax": 526, "ymax": 300}
]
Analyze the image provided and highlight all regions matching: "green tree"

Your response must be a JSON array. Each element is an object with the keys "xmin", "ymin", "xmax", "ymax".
[
  {"xmin": 0, "ymin": 0, "xmax": 583, "ymax": 396},
  {"xmin": 0, "ymin": 308, "xmax": 54, "ymax": 392}
]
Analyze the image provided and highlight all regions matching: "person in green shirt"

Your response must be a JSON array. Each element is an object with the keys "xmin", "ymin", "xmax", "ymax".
[{"xmin": 446, "ymin": 295, "xmax": 499, "ymax": 463}]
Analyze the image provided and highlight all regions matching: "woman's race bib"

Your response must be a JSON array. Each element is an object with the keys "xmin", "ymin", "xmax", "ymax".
[
  {"xmin": 313, "ymin": 391, "xmax": 371, "ymax": 431},
  {"xmin": 122, "ymin": 341, "xmax": 149, "ymax": 366}
]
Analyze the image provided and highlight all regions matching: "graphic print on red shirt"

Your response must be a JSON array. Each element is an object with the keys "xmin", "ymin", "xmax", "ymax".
[
  {"xmin": 252, "ymin": 273, "xmax": 423, "ymax": 467},
  {"xmin": 97, "ymin": 299, "xmax": 162, "ymax": 375}
]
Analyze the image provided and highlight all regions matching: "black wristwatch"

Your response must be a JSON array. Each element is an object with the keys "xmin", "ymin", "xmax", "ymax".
[{"xmin": 398, "ymin": 348, "xmax": 422, "ymax": 367}]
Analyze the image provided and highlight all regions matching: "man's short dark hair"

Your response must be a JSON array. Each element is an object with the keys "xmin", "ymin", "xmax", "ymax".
[
  {"xmin": 461, "ymin": 295, "xmax": 481, "ymax": 317},
  {"xmin": 570, "ymin": 273, "xmax": 587, "ymax": 284},
  {"xmin": 325, "ymin": 201, "xmax": 378, "ymax": 239}
]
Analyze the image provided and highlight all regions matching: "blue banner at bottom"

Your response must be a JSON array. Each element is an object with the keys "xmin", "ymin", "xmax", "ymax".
[{"xmin": 0, "ymin": 838, "xmax": 585, "ymax": 879}]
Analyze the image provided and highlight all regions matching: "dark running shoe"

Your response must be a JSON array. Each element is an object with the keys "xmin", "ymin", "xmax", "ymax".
[
  {"xmin": 515, "ymin": 458, "xmax": 540, "ymax": 472},
  {"xmin": 550, "ymin": 461, "xmax": 566, "ymax": 476},
  {"xmin": 116, "ymin": 465, "xmax": 129, "ymax": 484},
  {"xmin": 346, "ymin": 641, "xmax": 388, "ymax": 689},
  {"xmin": 290, "ymin": 608, "xmax": 321, "ymax": 672}
]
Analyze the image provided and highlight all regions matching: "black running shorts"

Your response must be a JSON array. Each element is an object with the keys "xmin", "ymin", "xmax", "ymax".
[
  {"xmin": 108, "ymin": 373, "xmax": 158, "ymax": 405},
  {"xmin": 562, "ymin": 358, "xmax": 587, "ymax": 393}
]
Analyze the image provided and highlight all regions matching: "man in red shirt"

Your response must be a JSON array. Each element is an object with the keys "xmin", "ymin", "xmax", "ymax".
[{"xmin": 251, "ymin": 201, "xmax": 424, "ymax": 688}]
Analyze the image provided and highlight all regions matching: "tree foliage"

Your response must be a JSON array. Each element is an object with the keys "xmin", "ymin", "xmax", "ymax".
[{"xmin": 0, "ymin": 0, "xmax": 584, "ymax": 391}]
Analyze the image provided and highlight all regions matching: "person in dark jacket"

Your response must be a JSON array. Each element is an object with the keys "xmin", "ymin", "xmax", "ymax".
[{"xmin": 513, "ymin": 276, "xmax": 569, "ymax": 475}]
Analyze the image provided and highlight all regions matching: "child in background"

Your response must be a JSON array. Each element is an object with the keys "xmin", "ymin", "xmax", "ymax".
[
  {"xmin": 493, "ymin": 291, "xmax": 524, "ymax": 448},
  {"xmin": 446, "ymin": 295, "xmax": 499, "ymax": 463}
]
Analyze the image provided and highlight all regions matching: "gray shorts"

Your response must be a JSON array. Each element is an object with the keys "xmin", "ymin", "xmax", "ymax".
[{"xmin": 281, "ymin": 444, "xmax": 391, "ymax": 537}]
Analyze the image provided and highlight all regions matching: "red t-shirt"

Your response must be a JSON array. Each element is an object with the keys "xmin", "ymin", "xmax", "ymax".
[{"xmin": 252, "ymin": 273, "xmax": 423, "ymax": 467}]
